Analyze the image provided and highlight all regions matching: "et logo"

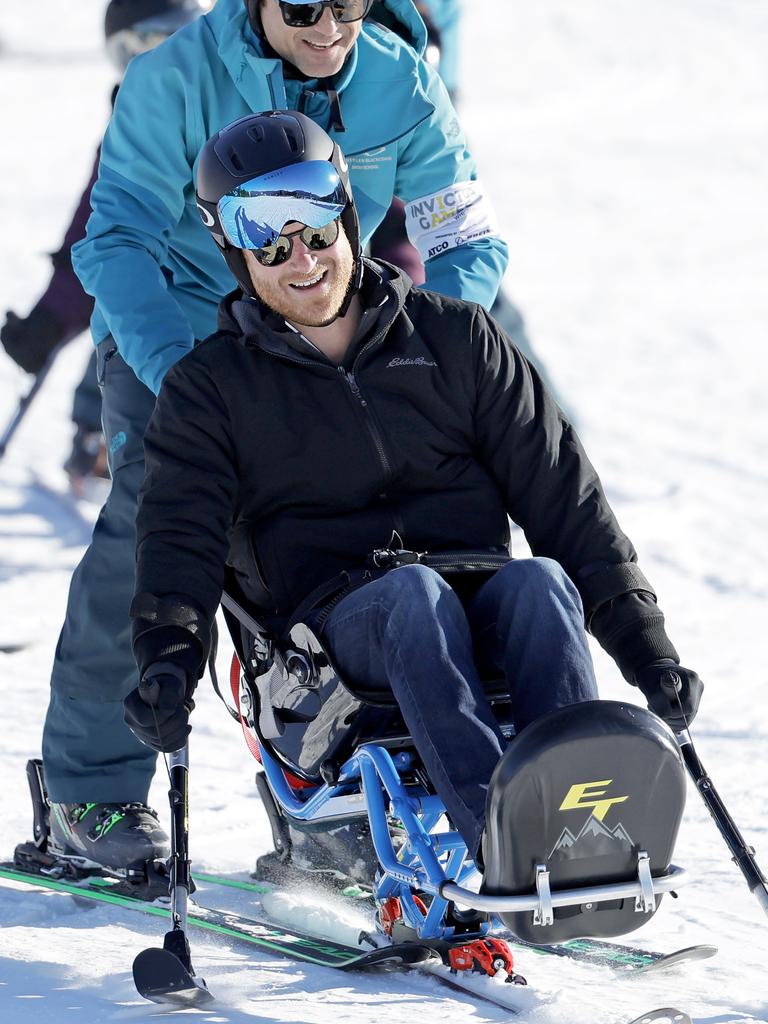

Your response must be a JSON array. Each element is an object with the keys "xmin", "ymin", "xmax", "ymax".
[{"xmin": 559, "ymin": 780, "xmax": 628, "ymax": 822}]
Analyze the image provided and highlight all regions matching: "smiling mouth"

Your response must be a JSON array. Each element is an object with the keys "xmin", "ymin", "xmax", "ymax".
[
  {"xmin": 289, "ymin": 268, "xmax": 327, "ymax": 290},
  {"xmin": 304, "ymin": 39, "xmax": 342, "ymax": 51}
]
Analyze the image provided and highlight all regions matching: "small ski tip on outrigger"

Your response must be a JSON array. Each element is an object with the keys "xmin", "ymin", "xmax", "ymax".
[
  {"xmin": 132, "ymin": 745, "xmax": 213, "ymax": 1007},
  {"xmin": 133, "ymin": 946, "xmax": 212, "ymax": 1007}
]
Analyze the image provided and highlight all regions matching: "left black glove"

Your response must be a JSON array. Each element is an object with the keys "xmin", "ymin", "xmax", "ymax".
[
  {"xmin": 124, "ymin": 662, "xmax": 195, "ymax": 753},
  {"xmin": 634, "ymin": 658, "xmax": 703, "ymax": 731}
]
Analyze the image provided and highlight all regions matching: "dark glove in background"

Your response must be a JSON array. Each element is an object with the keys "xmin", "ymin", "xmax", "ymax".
[
  {"xmin": 634, "ymin": 659, "xmax": 703, "ymax": 731},
  {"xmin": 124, "ymin": 663, "xmax": 195, "ymax": 753},
  {"xmin": 1, "ymin": 306, "xmax": 65, "ymax": 375}
]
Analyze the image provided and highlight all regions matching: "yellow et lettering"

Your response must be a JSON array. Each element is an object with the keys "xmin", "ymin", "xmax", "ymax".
[{"xmin": 559, "ymin": 780, "xmax": 628, "ymax": 822}]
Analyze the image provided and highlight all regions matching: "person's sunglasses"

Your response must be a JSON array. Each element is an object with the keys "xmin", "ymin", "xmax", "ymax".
[
  {"xmin": 252, "ymin": 218, "xmax": 340, "ymax": 267},
  {"xmin": 276, "ymin": 0, "xmax": 373, "ymax": 29}
]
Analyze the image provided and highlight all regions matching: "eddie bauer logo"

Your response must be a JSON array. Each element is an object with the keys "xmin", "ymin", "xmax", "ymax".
[{"xmin": 387, "ymin": 357, "xmax": 437, "ymax": 369}]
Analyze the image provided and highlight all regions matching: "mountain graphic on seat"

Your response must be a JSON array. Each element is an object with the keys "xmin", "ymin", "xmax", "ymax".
[{"xmin": 550, "ymin": 815, "xmax": 635, "ymax": 861}]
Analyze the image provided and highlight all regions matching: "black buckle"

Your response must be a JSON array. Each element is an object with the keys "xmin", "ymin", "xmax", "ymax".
[{"xmin": 368, "ymin": 547, "xmax": 424, "ymax": 570}]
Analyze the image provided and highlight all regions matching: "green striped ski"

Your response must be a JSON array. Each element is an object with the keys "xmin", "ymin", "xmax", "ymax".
[
  {"xmin": 0, "ymin": 864, "xmax": 702, "ymax": 1018},
  {"xmin": 0, "ymin": 865, "xmax": 424, "ymax": 969}
]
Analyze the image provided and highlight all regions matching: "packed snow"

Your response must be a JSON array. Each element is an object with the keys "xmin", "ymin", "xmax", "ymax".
[{"xmin": 1, "ymin": 1, "xmax": 767, "ymax": 1022}]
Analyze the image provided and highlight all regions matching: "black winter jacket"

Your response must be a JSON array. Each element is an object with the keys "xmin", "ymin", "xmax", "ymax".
[{"xmin": 132, "ymin": 261, "xmax": 677, "ymax": 678}]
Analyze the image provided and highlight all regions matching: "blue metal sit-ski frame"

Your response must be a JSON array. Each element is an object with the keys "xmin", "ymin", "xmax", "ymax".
[
  {"xmin": 219, "ymin": 588, "xmax": 690, "ymax": 944},
  {"xmin": 257, "ymin": 738, "xmax": 488, "ymax": 941},
  {"xmin": 255, "ymin": 732, "xmax": 690, "ymax": 943}
]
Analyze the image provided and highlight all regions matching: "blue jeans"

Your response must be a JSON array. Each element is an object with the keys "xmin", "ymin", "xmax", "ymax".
[{"xmin": 322, "ymin": 558, "xmax": 598, "ymax": 861}]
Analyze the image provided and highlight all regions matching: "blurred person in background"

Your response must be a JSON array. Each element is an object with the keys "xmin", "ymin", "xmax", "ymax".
[{"xmin": 0, "ymin": 0, "xmax": 208, "ymax": 498}]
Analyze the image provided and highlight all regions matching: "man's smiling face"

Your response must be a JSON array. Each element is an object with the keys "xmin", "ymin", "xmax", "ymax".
[
  {"xmin": 260, "ymin": 1, "xmax": 362, "ymax": 78},
  {"xmin": 243, "ymin": 219, "xmax": 355, "ymax": 327}
]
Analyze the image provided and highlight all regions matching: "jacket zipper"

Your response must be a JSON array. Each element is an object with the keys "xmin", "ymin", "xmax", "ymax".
[
  {"xmin": 339, "ymin": 358, "xmax": 405, "ymax": 536},
  {"xmin": 251, "ymin": 312, "xmax": 404, "ymax": 532},
  {"xmin": 248, "ymin": 342, "xmax": 396, "ymax": 486},
  {"xmin": 337, "ymin": 366, "xmax": 394, "ymax": 484}
]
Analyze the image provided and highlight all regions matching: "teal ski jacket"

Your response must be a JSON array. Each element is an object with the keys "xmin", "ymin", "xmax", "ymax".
[{"xmin": 72, "ymin": 0, "xmax": 507, "ymax": 394}]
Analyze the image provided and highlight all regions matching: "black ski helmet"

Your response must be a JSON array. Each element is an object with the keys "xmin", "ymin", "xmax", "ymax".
[
  {"xmin": 196, "ymin": 110, "xmax": 362, "ymax": 300},
  {"xmin": 104, "ymin": 0, "xmax": 209, "ymax": 71}
]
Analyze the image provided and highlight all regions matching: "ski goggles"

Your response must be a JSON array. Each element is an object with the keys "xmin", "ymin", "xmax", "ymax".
[
  {"xmin": 276, "ymin": 0, "xmax": 374, "ymax": 29},
  {"xmin": 250, "ymin": 218, "xmax": 340, "ymax": 267},
  {"xmin": 217, "ymin": 160, "xmax": 348, "ymax": 253}
]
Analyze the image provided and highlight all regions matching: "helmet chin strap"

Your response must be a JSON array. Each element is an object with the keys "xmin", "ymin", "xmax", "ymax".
[{"xmin": 334, "ymin": 258, "xmax": 363, "ymax": 319}]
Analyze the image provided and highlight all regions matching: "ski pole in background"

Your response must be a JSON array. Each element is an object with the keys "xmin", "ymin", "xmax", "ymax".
[
  {"xmin": 132, "ymin": 741, "xmax": 213, "ymax": 1006},
  {"xmin": 661, "ymin": 676, "xmax": 768, "ymax": 918},
  {"xmin": 0, "ymin": 343, "xmax": 64, "ymax": 461}
]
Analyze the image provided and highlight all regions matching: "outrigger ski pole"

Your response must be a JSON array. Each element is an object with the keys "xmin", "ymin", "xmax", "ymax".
[
  {"xmin": 677, "ymin": 729, "xmax": 768, "ymax": 916},
  {"xmin": 132, "ymin": 743, "xmax": 213, "ymax": 1006},
  {"xmin": 661, "ymin": 677, "xmax": 768, "ymax": 918}
]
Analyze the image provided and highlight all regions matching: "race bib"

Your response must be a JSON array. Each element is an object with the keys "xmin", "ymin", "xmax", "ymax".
[{"xmin": 404, "ymin": 180, "xmax": 500, "ymax": 263}]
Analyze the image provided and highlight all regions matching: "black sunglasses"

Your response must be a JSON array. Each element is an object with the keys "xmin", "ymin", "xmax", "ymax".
[
  {"xmin": 277, "ymin": 0, "xmax": 373, "ymax": 29},
  {"xmin": 252, "ymin": 218, "xmax": 340, "ymax": 267}
]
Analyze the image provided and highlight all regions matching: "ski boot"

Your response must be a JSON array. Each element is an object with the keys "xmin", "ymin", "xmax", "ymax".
[
  {"xmin": 48, "ymin": 801, "xmax": 169, "ymax": 873},
  {"xmin": 11, "ymin": 759, "xmax": 170, "ymax": 899}
]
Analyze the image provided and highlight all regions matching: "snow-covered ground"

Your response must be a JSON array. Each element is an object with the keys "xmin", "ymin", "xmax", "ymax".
[{"xmin": 1, "ymin": 1, "xmax": 767, "ymax": 1021}]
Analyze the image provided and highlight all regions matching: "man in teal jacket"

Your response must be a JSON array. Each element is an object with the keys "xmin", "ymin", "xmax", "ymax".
[
  {"xmin": 73, "ymin": 0, "xmax": 504, "ymax": 395},
  {"xmin": 40, "ymin": 0, "xmax": 508, "ymax": 876}
]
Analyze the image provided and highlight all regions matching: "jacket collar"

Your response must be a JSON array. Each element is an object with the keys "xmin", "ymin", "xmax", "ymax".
[{"xmin": 218, "ymin": 258, "xmax": 411, "ymax": 364}]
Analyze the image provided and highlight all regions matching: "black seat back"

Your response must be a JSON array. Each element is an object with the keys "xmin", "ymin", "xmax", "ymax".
[{"xmin": 482, "ymin": 700, "xmax": 686, "ymax": 942}]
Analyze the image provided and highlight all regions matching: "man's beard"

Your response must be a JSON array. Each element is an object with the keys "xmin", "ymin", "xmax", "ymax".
[{"xmin": 255, "ymin": 255, "xmax": 355, "ymax": 328}]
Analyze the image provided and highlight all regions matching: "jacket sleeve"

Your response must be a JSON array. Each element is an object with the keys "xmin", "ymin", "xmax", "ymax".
[
  {"xmin": 394, "ymin": 60, "xmax": 508, "ymax": 310},
  {"xmin": 36, "ymin": 148, "xmax": 99, "ymax": 338},
  {"xmin": 132, "ymin": 353, "xmax": 239, "ymax": 666},
  {"xmin": 71, "ymin": 55, "xmax": 198, "ymax": 395},
  {"xmin": 470, "ymin": 306, "xmax": 679, "ymax": 677}
]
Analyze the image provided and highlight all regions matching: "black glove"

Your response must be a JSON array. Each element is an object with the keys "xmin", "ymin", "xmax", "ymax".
[
  {"xmin": 634, "ymin": 658, "xmax": 703, "ymax": 731},
  {"xmin": 1, "ymin": 306, "xmax": 64, "ymax": 374},
  {"xmin": 124, "ymin": 662, "xmax": 195, "ymax": 753}
]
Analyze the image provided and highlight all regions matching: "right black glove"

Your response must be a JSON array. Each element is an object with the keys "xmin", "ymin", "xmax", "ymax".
[
  {"xmin": 1, "ymin": 306, "xmax": 64, "ymax": 375},
  {"xmin": 634, "ymin": 658, "xmax": 704, "ymax": 732},
  {"xmin": 124, "ymin": 662, "xmax": 195, "ymax": 753}
]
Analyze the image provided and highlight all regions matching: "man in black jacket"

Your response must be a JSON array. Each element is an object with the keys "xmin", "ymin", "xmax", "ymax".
[{"xmin": 124, "ymin": 111, "xmax": 703, "ymax": 870}]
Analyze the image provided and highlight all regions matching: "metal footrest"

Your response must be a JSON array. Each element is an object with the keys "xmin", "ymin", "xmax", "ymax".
[{"xmin": 442, "ymin": 852, "xmax": 685, "ymax": 920}]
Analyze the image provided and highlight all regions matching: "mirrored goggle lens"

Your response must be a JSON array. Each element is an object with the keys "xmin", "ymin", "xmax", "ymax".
[
  {"xmin": 217, "ymin": 160, "xmax": 347, "ymax": 250},
  {"xmin": 255, "ymin": 219, "xmax": 340, "ymax": 267},
  {"xmin": 278, "ymin": 0, "xmax": 373, "ymax": 28}
]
